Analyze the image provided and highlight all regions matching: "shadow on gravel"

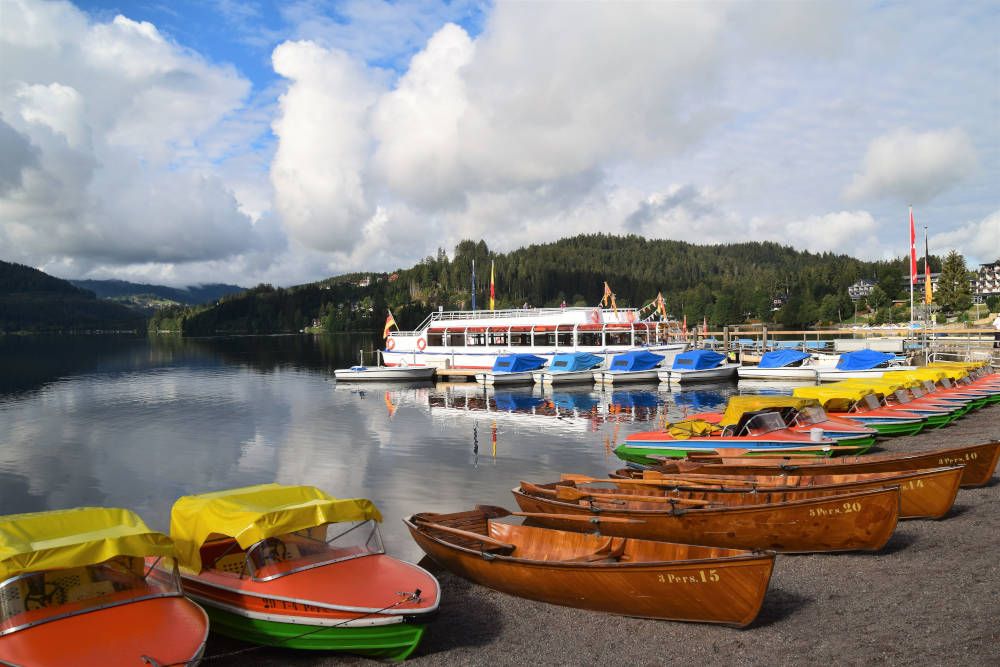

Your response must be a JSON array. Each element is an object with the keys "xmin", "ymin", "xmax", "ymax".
[
  {"xmin": 413, "ymin": 572, "xmax": 502, "ymax": 657},
  {"xmin": 876, "ymin": 531, "xmax": 918, "ymax": 555},
  {"xmin": 750, "ymin": 588, "xmax": 813, "ymax": 628},
  {"xmin": 943, "ymin": 504, "xmax": 971, "ymax": 519}
]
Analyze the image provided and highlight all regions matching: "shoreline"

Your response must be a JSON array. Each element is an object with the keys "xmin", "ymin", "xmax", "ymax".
[{"xmin": 206, "ymin": 403, "xmax": 1000, "ymax": 665}]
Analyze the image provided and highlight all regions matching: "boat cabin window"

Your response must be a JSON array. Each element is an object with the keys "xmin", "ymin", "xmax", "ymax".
[
  {"xmin": 893, "ymin": 390, "xmax": 912, "ymax": 404},
  {"xmin": 557, "ymin": 329, "xmax": 574, "ymax": 347},
  {"xmin": 738, "ymin": 411, "xmax": 786, "ymax": 436},
  {"xmin": 488, "ymin": 332, "xmax": 508, "ymax": 346},
  {"xmin": 862, "ymin": 394, "xmax": 882, "ymax": 410},
  {"xmin": 795, "ymin": 406, "xmax": 829, "ymax": 426},
  {"xmin": 552, "ymin": 359, "xmax": 569, "ymax": 369},
  {"xmin": 466, "ymin": 332, "xmax": 486, "ymax": 346},
  {"xmin": 605, "ymin": 330, "xmax": 631, "ymax": 346},
  {"xmin": 633, "ymin": 328, "xmax": 650, "ymax": 346},
  {"xmin": 427, "ymin": 332, "xmax": 444, "ymax": 347},
  {"xmin": 244, "ymin": 520, "xmax": 385, "ymax": 582},
  {"xmin": 0, "ymin": 556, "xmax": 183, "ymax": 635},
  {"xmin": 577, "ymin": 331, "xmax": 602, "ymax": 347},
  {"xmin": 510, "ymin": 332, "xmax": 532, "ymax": 347},
  {"xmin": 448, "ymin": 332, "xmax": 465, "ymax": 347},
  {"xmin": 494, "ymin": 360, "xmax": 513, "ymax": 369}
]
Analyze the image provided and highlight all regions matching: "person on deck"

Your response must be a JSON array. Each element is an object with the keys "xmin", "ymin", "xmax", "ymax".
[{"xmin": 993, "ymin": 312, "xmax": 1000, "ymax": 348}]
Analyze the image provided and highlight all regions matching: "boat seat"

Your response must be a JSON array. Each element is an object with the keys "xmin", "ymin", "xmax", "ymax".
[
  {"xmin": 213, "ymin": 553, "xmax": 248, "ymax": 576},
  {"xmin": 563, "ymin": 537, "xmax": 627, "ymax": 563}
]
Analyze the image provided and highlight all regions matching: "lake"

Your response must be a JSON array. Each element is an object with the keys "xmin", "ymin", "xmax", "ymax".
[{"xmin": 0, "ymin": 334, "xmax": 746, "ymax": 561}]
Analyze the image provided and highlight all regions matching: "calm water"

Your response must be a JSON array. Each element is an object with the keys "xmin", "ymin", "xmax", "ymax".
[{"xmin": 0, "ymin": 334, "xmax": 747, "ymax": 561}]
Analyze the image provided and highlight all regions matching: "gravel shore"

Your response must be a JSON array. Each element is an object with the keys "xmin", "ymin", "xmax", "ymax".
[{"xmin": 209, "ymin": 404, "xmax": 1000, "ymax": 666}]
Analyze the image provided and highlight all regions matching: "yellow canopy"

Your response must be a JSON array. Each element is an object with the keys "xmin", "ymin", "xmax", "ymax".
[
  {"xmin": 881, "ymin": 369, "xmax": 948, "ymax": 385},
  {"xmin": 666, "ymin": 420, "xmax": 722, "ymax": 440},
  {"xmin": 170, "ymin": 484, "xmax": 383, "ymax": 573},
  {"xmin": 0, "ymin": 507, "xmax": 175, "ymax": 581},
  {"xmin": 928, "ymin": 361, "xmax": 983, "ymax": 373},
  {"xmin": 792, "ymin": 385, "xmax": 874, "ymax": 411},
  {"xmin": 719, "ymin": 396, "xmax": 819, "ymax": 426},
  {"xmin": 838, "ymin": 378, "xmax": 914, "ymax": 395}
]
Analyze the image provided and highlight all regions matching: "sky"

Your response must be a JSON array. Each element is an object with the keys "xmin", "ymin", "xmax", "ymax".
[{"xmin": 0, "ymin": 0, "xmax": 997, "ymax": 288}]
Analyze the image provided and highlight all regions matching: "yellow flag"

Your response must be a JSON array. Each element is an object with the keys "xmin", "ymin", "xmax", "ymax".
[
  {"xmin": 382, "ymin": 310, "xmax": 397, "ymax": 339},
  {"xmin": 489, "ymin": 261, "xmax": 495, "ymax": 310}
]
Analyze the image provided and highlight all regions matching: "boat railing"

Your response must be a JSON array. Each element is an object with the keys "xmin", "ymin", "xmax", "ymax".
[{"xmin": 409, "ymin": 307, "xmax": 648, "ymax": 333}]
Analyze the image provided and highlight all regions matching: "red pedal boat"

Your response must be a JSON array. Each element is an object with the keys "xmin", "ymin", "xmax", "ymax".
[{"xmin": 0, "ymin": 507, "xmax": 208, "ymax": 667}]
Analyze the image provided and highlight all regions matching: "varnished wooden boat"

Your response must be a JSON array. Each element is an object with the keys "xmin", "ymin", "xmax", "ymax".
[
  {"xmin": 513, "ymin": 482, "xmax": 900, "ymax": 553},
  {"xmin": 404, "ymin": 506, "xmax": 775, "ymax": 627},
  {"xmin": 599, "ymin": 465, "xmax": 963, "ymax": 519},
  {"xmin": 658, "ymin": 441, "xmax": 1000, "ymax": 488}
]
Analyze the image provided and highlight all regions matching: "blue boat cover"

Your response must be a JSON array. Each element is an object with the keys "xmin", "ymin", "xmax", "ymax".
[
  {"xmin": 835, "ymin": 349, "xmax": 895, "ymax": 370},
  {"xmin": 491, "ymin": 354, "xmax": 547, "ymax": 373},
  {"xmin": 551, "ymin": 392, "xmax": 600, "ymax": 411},
  {"xmin": 672, "ymin": 349, "xmax": 725, "ymax": 370},
  {"xmin": 609, "ymin": 350, "xmax": 664, "ymax": 372},
  {"xmin": 611, "ymin": 390, "xmax": 659, "ymax": 408},
  {"xmin": 548, "ymin": 352, "xmax": 603, "ymax": 373},
  {"xmin": 493, "ymin": 392, "xmax": 545, "ymax": 411},
  {"xmin": 758, "ymin": 349, "xmax": 811, "ymax": 369}
]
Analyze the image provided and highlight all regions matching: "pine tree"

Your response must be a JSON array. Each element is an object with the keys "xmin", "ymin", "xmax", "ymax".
[{"xmin": 935, "ymin": 250, "xmax": 972, "ymax": 314}]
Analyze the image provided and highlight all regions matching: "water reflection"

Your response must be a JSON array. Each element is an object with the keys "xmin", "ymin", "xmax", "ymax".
[{"xmin": 1, "ymin": 335, "xmax": 745, "ymax": 561}]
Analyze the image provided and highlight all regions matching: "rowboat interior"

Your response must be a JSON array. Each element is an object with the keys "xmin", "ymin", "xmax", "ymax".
[{"xmin": 409, "ymin": 506, "xmax": 760, "ymax": 565}]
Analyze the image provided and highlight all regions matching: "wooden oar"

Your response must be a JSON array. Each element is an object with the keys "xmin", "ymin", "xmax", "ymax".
[
  {"xmin": 509, "ymin": 511, "xmax": 643, "ymax": 524},
  {"xmin": 560, "ymin": 472, "xmax": 757, "ymax": 489},
  {"xmin": 414, "ymin": 520, "xmax": 516, "ymax": 551},
  {"xmin": 554, "ymin": 485, "xmax": 712, "ymax": 506}
]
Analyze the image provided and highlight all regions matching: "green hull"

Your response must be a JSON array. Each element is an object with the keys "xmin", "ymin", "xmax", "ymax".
[
  {"xmin": 911, "ymin": 412, "xmax": 957, "ymax": 429},
  {"xmin": 202, "ymin": 605, "xmax": 426, "ymax": 661},
  {"xmin": 866, "ymin": 421, "xmax": 925, "ymax": 436},
  {"xmin": 613, "ymin": 444, "xmax": 835, "ymax": 465}
]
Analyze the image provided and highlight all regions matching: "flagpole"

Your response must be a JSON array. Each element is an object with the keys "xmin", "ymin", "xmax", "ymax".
[
  {"xmin": 909, "ymin": 206, "xmax": 915, "ymax": 325},
  {"xmin": 471, "ymin": 259, "xmax": 476, "ymax": 312}
]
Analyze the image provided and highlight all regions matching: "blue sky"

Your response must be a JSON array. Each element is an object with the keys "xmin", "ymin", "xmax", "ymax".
[{"xmin": 0, "ymin": 0, "xmax": 997, "ymax": 287}]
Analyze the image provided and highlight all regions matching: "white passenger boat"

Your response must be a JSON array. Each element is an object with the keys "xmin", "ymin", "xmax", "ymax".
[
  {"xmin": 333, "ymin": 365, "xmax": 436, "ymax": 381},
  {"xmin": 383, "ymin": 307, "xmax": 686, "ymax": 369}
]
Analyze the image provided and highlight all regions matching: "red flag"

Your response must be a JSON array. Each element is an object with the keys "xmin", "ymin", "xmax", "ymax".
[
  {"xmin": 602, "ymin": 281, "xmax": 612, "ymax": 307},
  {"xmin": 682, "ymin": 314, "xmax": 688, "ymax": 335},
  {"xmin": 909, "ymin": 207, "xmax": 918, "ymax": 284},
  {"xmin": 703, "ymin": 316, "xmax": 708, "ymax": 335}
]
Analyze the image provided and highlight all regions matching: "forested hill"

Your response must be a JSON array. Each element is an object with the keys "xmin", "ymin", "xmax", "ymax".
[
  {"xmin": 0, "ymin": 261, "xmax": 145, "ymax": 332},
  {"xmin": 70, "ymin": 279, "xmax": 245, "ymax": 306},
  {"xmin": 150, "ymin": 234, "xmax": 906, "ymax": 335}
]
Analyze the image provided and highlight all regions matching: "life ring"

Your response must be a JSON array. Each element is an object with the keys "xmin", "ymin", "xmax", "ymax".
[
  {"xmin": 416, "ymin": 337, "xmax": 427, "ymax": 351},
  {"xmin": 385, "ymin": 338, "xmax": 396, "ymax": 351}
]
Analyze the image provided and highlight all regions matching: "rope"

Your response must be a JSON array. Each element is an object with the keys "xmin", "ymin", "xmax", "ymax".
[{"xmin": 143, "ymin": 590, "xmax": 424, "ymax": 666}]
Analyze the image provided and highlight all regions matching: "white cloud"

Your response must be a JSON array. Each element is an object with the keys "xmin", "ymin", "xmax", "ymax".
[
  {"xmin": 845, "ymin": 127, "xmax": 978, "ymax": 204},
  {"xmin": 269, "ymin": 40, "xmax": 383, "ymax": 252},
  {"xmin": 0, "ymin": 0, "xmax": 271, "ymax": 280},
  {"xmin": 929, "ymin": 211, "xmax": 1000, "ymax": 265}
]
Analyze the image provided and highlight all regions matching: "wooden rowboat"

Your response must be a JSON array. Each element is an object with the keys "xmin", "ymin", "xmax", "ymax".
[
  {"xmin": 404, "ymin": 506, "xmax": 775, "ymax": 627},
  {"xmin": 513, "ymin": 482, "xmax": 900, "ymax": 553},
  {"xmin": 598, "ymin": 465, "xmax": 964, "ymax": 519},
  {"xmin": 659, "ymin": 441, "xmax": 1000, "ymax": 488}
]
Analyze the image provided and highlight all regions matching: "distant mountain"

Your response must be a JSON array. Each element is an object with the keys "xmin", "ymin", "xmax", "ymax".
[
  {"xmin": 0, "ymin": 261, "xmax": 144, "ymax": 332},
  {"xmin": 70, "ymin": 279, "xmax": 245, "ymax": 306}
]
